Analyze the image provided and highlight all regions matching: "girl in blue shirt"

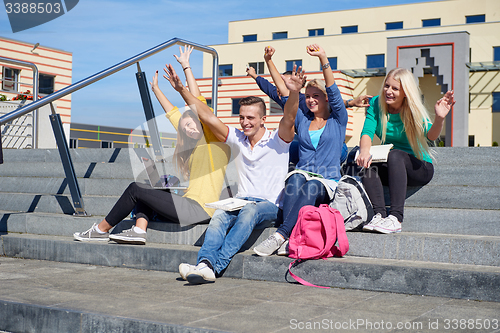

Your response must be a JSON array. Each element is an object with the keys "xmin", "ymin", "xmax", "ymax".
[{"xmin": 254, "ymin": 44, "xmax": 348, "ymax": 256}]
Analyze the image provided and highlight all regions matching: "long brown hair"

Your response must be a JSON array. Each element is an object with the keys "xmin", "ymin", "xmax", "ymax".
[{"xmin": 173, "ymin": 110, "xmax": 203, "ymax": 180}]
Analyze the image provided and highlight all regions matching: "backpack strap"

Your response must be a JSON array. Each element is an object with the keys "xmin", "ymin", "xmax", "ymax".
[
  {"xmin": 340, "ymin": 176, "xmax": 374, "ymax": 223},
  {"xmin": 288, "ymin": 260, "xmax": 330, "ymax": 289}
]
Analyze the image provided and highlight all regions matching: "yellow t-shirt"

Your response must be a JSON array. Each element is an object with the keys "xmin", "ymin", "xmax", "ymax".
[{"xmin": 165, "ymin": 96, "xmax": 231, "ymax": 217}]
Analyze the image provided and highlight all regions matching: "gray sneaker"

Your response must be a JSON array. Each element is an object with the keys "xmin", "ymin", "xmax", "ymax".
[
  {"xmin": 253, "ymin": 233, "xmax": 285, "ymax": 257},
  {"xmin": 109, "ymin": 227, "xmax": 147, "ymax": 245},
  {"xmin": 277, "ymin": 239, "xmax": 289, "ymax": 256},
  {"xmin": 73, "ymin": 223, "xmax": 109, "ymax": 242}
]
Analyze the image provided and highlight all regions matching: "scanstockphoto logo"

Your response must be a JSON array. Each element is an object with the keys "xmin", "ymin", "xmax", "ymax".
[{"xmin": 4, "ymin": 0, "xmax": 79, "ymax": 33}]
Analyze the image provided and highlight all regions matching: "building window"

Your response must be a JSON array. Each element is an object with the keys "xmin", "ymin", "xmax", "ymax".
[
  {"xmin": 286, "ymin": 60, "xmax": 302, "ymax": 72},
  {"xmin": 39, "ymin": 74, "xmax": 55, "ymax": 95},
  {"xmin": 269, "ymin": 99, "xmax": 282, "ymax": 114},
  {"xmin": 321, "ymin": 57, "xmax": 337, "ymax": 71},
  {"xmin": 2, "ymin": 67, "xmax": 20, "ymax": 91},
  {"xmin": 272, "ymin": 31, "xmax": 288, "ymax": 40},
  {"xmin": 69, "ymin": 138, "xmax": 78, "ymax": 149},
  {"xmin": 422, "ymin": 18, "xmax": 441, "ymax": 27},
  {"xmin": 494, "ymin": 47, "xmax": 500, "ymax": 61},
  {"xmin": 367, "ymin": 54, "xmax": 385, "ymax": 68},
  {"xmin": 466, "ymin": 14, "xmax": 485, "ymax": 24},
  {"xmin": 493, "ymin": 92, "xmax": 500, "ymax": 112},
  {"xmin": 248, "ymin": 62, "xmax": 265, "ymax": 74},
  {"xmin": 101, "ymin": 141, "xmax": 113, "ymax": 148},
  {"xmin": 341, "ymin": 25, "xmax": 358, "ymax": 34},
  {"xmin": 386, "ymin": 21, "xmax": 403, "ymax": 30},
  {"xmin": 232, "ymin": 98, "xmax": 242, "ymax": 116},
  {"xmin": 219, "ymin": 64, "xmax": 233, "ymax": 77},
  {"xmin": 243, "ymin": 34, "xmax": 257, "ymax": 42},
  {"xmin": 308, "ymin": 28, "xmax": 324, "ymax": 37}
]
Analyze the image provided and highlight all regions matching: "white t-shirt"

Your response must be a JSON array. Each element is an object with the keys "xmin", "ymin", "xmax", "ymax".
[{"xmin": 225, "ymin": 127, "xmax": 290, "ymax": 205}]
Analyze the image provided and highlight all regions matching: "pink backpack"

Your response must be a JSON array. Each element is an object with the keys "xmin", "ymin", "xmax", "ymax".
[{"xmin": 288, "ymin": 204, "xmax": 349, "ymax": 288}]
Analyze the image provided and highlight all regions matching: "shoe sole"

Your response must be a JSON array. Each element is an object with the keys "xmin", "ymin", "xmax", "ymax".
[
  {"xmin": 362, "ymin": 225, "xmax": 375, "ymax": 231},
  {"xmin": 372, "ymin": 227, "xmax": 401, "ymax": 234},
  {"xmin": 109, "ymin": 235, "xmax": 146, "ymax": 245},
  {"xmin": 253, "ymin": 247, "xmax": 275, "ymax": 257},
  {"xmin": 186, "ymin": 273, "xmax": 215, "ymax": 284},
  {"xmin": 73, "ymin": 234, "xmax": 109, "ymax": 242}
]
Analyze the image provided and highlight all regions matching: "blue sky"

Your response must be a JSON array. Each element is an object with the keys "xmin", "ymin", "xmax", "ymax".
[{"xmin": 1, "ymin": 0, "xmax": 439, "ymax": 131}]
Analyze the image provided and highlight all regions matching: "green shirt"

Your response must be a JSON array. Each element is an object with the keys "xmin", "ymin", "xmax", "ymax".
[{"xmin": 360, "ymin": 95, "xmax": 432, "ymax": 163}]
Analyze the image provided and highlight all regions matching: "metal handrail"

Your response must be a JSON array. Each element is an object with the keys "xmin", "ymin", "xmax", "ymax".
[
  {"xmin": 0, "ymin": 37, "xmax": 219, "ymax": 126},
  {"xmin": 0, "ymin": 56, "xmax": 39, "ymax": 146}
]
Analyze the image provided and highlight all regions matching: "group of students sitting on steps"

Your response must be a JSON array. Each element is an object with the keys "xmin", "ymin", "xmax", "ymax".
[{"xmin": 74, "ymin": 44, "xmax": 455, "ymax": 284}]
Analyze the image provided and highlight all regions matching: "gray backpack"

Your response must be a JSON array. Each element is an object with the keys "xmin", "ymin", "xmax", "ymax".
[{"xmin": 330, "ymin": 175, "xmax": 374, "ymax": 231}]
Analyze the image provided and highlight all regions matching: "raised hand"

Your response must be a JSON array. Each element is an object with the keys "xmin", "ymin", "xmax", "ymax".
[
  {"xmin": 163, "ymin": 64, "xmax": 184, "ymax": 92},
  {"xmin": 173, "ymin": 45, "xmax": 194, "ymax": 68},
  {"xmin": 306, "ymin": 44, "xmax": 326, "ymax": 58},
  {"xmin": 435, "ymin": 90, "xmax": 455, "ymax": 119},
  {"xmin": 282, "ymin": 65, "xmax": 306, "ymax": 93},
  {"xmin": 264, "ymin": 46, "xmax": 275, "ymax": 62},
  {"xmin": 149, "ymin": 70, "xmax": 160, "ymax": 92},
  {"xmin": 352, "ymin": 95, "xmax": 373, "ymax": 108},
  {"xmin": 246, "ymin": 65, "xmax": 257, "ymax": 79}
]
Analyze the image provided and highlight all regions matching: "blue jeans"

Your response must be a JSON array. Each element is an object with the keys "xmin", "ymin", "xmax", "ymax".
[
  {"xmin": 277, "ymin": 174, "xmax": 330, "ymax": 239},
  {"xmin": 197, "ymin": 197, "xmax": 279, "ymax": 274}
]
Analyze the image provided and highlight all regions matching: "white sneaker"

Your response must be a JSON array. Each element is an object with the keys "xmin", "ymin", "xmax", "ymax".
[
  {"xmin": 363, "ymin": 213, "xmax": 384, "ymax": 231},
  {"xmin": 186, "ymin": 263, "xmax": 216, "ymax": 284},
  {"xmin": 179, "ymin": 263, "xmax": 197, "ymax": 280},
  {"xmin": 253, "ymin": 233, "xmax": 285, "ymax": 257},
  {"xmin": 373, "ymin": 215, "xmax": 402, "ymax": 234},
  {"xmin": 277, "ymin": 239, "xmax": 289, "ymax": 256}
]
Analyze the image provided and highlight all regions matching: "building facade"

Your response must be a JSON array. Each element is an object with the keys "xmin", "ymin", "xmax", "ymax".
[
  {"xmin": 0, "ymin": 36, "xmax": 73, "ymax": 148},
  {"xmin": 200, "ymin": 0, "xmax": 500, "ymax": 147}
]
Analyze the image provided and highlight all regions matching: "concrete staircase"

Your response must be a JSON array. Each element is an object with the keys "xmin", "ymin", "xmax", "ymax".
[{"xmin": 0, "ymin": 147, "xmax": 499, "ymax": 305}]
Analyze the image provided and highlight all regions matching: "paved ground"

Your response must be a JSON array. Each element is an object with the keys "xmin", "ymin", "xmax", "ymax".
[{"xmin": 0, "ymin": 257, "xmax": 499, "ymax": 333}]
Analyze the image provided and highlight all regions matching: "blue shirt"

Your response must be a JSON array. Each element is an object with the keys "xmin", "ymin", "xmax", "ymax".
[{"xmin": 283, "ymin": 83, "xmax": 348, "ymax": 180}]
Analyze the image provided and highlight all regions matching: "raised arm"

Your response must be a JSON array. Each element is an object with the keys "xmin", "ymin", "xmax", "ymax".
[
  {"xmin": 306, "ymin": 44, "xmax": 334, "ymax": 87},
  {"xmin": 163, "ymin": 64, "xmax": 228, "ymax": 141},
  {"xmin": 174, "ymin": 45, "xmax": 201, "ymax": 98},
  {"xmin": 278, "ymin": 65, "xmax": 306, "ymax": 142},
  {"xmin": 427, "ymin": 90, "xmax": 455, "ymax": 141},
  {"xmin": 264, "ymin": 46, "xmax": 289, "ymax": 97}
]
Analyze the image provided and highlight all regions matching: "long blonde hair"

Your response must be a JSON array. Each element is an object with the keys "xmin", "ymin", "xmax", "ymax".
[
  {"xmin": 173, "ymin": 110, "xmax": 202, "ymax": 180},
  {"xmin": 378, "ymin": 68, "xmax": 432, "ymax": 160}
]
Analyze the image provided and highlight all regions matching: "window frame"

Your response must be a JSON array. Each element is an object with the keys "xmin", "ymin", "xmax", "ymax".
[
  {"xmin": 466, "ymin": 14, "xmax": 485, "ymax": 24},
  {"xmin": 2, "ymin": 67, "xmax": 20, "ymax": 92},
  {"xmin": 243, "ymin": 34, "xmax": 257, "ymax": 42},
  {"xmin": 285, "ymin": 60, "xmax": 302, "ymax": 72},
  {"xmin": 422, "ymin": 18, "xmax": 441, "ymax": 27},
  {"xmin": 219, "ymin": 64, "xmax": 233, "ymax": 77},
  {"xmin": 366, "ymin": 54, "xmax": 385, "ymax": 69},
  {"xmin": 341, "ymin": 25, "xmax": 358, "ymax": 34},
  {"xmin": 308, "ymin": 28, "xmax": 324, "ymax": 37},
  {"xmin": 385, "ymin": 21, "xmax": 403, "ymax": 30},
  {"xmin": 39, "ymin": 73, "xmax": 55, "ymax": 95},
  {"xmin": 272, "ymin": 31, "xmax": 288, "ymax": 40},
  {"xmin": 232, "ymin": 98, "xmax": 242, "ymax": 116},
  {"xmin": 248, "ymin": 62, "xmax": 265, "ymax": 75}
]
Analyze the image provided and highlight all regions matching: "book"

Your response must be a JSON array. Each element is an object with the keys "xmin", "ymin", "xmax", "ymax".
[
  {"xmin": 205, "ymin": 198, "xmax": 255, "ymax": 211},
  {"xmin": 355, "ymin": 144, "xmax": 394, "ymax": 163}
]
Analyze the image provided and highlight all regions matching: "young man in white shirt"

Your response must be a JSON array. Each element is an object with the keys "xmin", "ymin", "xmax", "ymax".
[{"xmin": 164, "ymin": 63, "xmax": 305, "ymax": 284}]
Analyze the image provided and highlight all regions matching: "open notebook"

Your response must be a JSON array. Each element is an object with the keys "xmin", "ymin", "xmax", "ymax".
[
  {"xmin": 354, "ymin": 144, "xmax": 393, "ymax": 163},
  {"xmin": 205, "ymin": 198, "xmax": 255, "ymax": 211}
]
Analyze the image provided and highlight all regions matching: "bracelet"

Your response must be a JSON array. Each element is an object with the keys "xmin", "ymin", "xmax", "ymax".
[
  {"xmin": 183, "ymin": 66, "xmax": 191, "ymax": 71},
  {"xmin": 345, "ymin": 99, "xmax": 353, "ymax": 107},
  {"xmin": 321, "ymin": 63, "xmax": 330, "ymax": 69}
]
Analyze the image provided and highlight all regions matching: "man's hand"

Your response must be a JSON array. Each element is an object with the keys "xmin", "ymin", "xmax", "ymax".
[
  {"xmin": 282, "ymin": 65, "xmax": 306, "ymax": 93},
  {"xmin": 246, "ymin": 65, "xmax": 257, "ymax": 79},
  {"xmin": 163, "ymin": 64, "xmax": 185, "ymax": 92}
]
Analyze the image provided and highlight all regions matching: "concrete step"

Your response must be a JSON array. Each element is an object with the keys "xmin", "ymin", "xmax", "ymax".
[
  {"xmin": 2, "ymin": 210, "xmax": 499, "ymax": 267},
  {"xmin": 3, "ymin": 257, "xmax": 498, "ymax": 333},
  {"xmin": 1, "ymin": 233, "xmax": 499, "ymax": 302}
]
